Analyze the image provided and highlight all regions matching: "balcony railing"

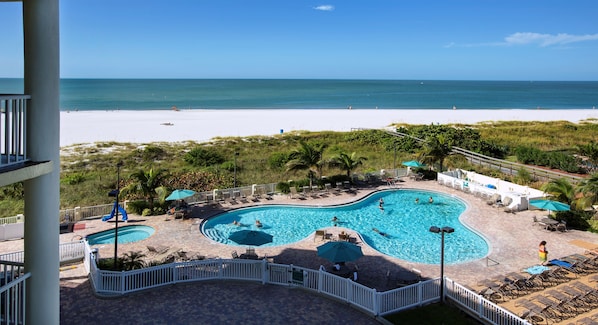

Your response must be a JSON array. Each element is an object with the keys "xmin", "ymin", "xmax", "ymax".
[{"xmin": 0, "ymin": 95, "xmax": 29, "ymax": 171}]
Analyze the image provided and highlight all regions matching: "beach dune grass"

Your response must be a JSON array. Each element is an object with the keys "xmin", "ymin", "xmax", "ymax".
[{"xmin": 1, "ymin": 121, "xmax": 596, "ymax": 219}]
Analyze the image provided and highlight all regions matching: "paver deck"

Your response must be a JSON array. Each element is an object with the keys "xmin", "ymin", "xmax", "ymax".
[{"xmin": 3, "ymin": 178, "xmax": 598, "ymax": 324}]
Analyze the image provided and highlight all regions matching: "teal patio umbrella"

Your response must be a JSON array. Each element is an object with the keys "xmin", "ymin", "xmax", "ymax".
[
  {"xmin": 228, "ymin": 230, "xmax": 273, "ymax": 246},
  {"xmin": 529, "ymin": 199, "xmax": 570, "ymax": 216},
  {"xmin": 166, "ymin": 189, "xmax": 196, "ymax": 201},
  {"xmin": 317, "ymin": 241, "xmax": 363, "ymax": 263},
  {"xmin": 402, "ymin": 160, "xmax": 426, "ymax": 168}
]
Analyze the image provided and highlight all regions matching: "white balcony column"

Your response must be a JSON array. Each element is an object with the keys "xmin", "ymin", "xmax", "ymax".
[{"xmin": 23, "ymin": 0, "xmax": 61, "ymax": 324}]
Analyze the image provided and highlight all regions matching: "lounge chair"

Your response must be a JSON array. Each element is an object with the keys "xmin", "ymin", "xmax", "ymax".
[
  {"xmin": 231, "ymin": 250, "xmax": 239, "ymax": 259},
  {"xmin": 314, "ymin": 229, "xmax": 330, "ymax": 241},
  {"xmin": 147, "ymin": 245, "xmax": 169, "ymax": 255},
  {"xmin": 486, "ymin": 193, "xmax": 501, "ymax": 205},
  {"xmin": 289, "ymin": 187, "xmax": 306, "ymax": 199}
]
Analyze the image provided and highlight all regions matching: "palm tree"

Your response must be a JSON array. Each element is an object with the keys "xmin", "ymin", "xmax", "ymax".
[
  {"xmin": 121, "ymin": 251, "xmax": 147, "ymax": 271},
  {"xmin": 577, "ymin": 141, "xmax": 598, "ymax": 173},
  {"xmin": 576, "ymin": 173, "xmax": 598, "ymax": 209},
  {"xmin": 123, "ymin": 168, "xmax": 168, "ymax": 210},
  {"xmin": 419, "ymin": 135, "xmax": 452, "ymax": 173},
  {"xmin": 286, "ymin": 141, "xmax": 327, "ymax": 188},
  {"xmin": 541, "ymin": 178, "xmax": 575, "ymax": 206},
  {"xmin": 329, "ymin": 151, "xmax": 367, "ymax": 179}
]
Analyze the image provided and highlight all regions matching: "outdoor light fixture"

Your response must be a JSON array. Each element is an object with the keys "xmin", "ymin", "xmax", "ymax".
[
  {"xmin": 110, "ymin": 161, "xmax": 124, "ymax": 270},
  {"xmin": 233, "ymin": 151, "xmax": 239, "ymax": 189},
  {"xmin": 429, "ymin": 226, "xmax": 455, "ymax": 303}
]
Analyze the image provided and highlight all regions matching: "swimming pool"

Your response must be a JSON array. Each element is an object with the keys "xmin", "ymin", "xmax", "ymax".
[
  {"xmin": 86, "ymin": 225, "xmax": 155, "ymax": 245},
  {"xmin": 202, "ymin": 189, "xmax": 489, "ymax": 264}
]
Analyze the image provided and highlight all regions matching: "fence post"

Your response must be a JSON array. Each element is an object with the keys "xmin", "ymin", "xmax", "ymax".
[
  {"xmin": 120, "ymin": 271, "xmax": 125, "ymax": 294},
  {"xmin": 373, "ymin": 288, "xmax": 379, "ymax": 316},
  {"xmin": 74, "ymin": 206, "xmax": 81, "ymax": 221},
  {"xmin": 318, "ymin": 265, "xmax": 325, "ymax": 292},
  {"xmin": 261, "ymin": 259, "xmax": 267, "ymax": 284}
]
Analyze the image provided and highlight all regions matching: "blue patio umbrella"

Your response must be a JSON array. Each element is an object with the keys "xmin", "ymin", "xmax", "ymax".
[
  {"xmin": 529, "ymin": 199, "xmax": 570, "ymax": 215},
  {"xmin": 228, "ymin": 230, "xmax": 273, "ymax": 246},
  {"xmin": 165, "ymin": 189, "xmax": 196, "ymax": 201},
  {"xmin": 402, "ymin": 160, "xmax": 426, "ymax": 168},
  {"xmin": 317, "ymin": 241, "xmax": 363, "ymax": 263}
]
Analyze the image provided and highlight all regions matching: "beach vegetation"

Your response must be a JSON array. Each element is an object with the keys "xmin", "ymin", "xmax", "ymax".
[
  {"xmin": 268, "ymin": 152, "xmax": 290, "ymax": 170},
  {"xmin": 515, "ymin": 146, "xmax": 584, "ymax": 174},
  {"xmin": 184, "ymin": 147, "xmax": 225, "ymax": 167},
  {"xmin": 136, "ymin": 145, "xmax": 168, "ymax": 162},
  {"xmin": 60, "ymin": 173, "xmax": 86, "ymax": 185},
  {"xmin": 328, "ymin": 152, "xmax": 368, "ymax": 178},
  {"xmin": 541, "ymin": 178, "xmax": 576, "ymax": 207},
  {"xmin": 120, "ymin": 251, "xmax": 147, "ymax": 270},
  {"xmin": 121, "ymin": 168, "xmax": 168, "ymax": 212},
  {"xmin": 512, "ymin": 167, "xmax": 533, "ymax": 185},
  {"xmin": 286, "ymin": 141, "xmax": 328, "ymax": 188},
  {"xmin": 577, "ymin": 174, "xmax": 598, "ymax": 210},
  {"xmin": 419, "ymin": 135, "xmax": 453, "ymax": 173}
]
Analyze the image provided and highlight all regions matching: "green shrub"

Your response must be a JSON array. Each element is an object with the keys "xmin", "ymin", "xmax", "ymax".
[
  {"xmin": 141, "ymin": 208, "xmax": 152, "ymax": 216},
  {"xmin": 127, "ymin": 200, "xmax": 150, "ymax": 214},
  {"xmin": 184, "ymin": 147, "xmax": 225, "ymax": 167},
  {"xmin": 276, "ymin": 181, "xmax": 291, "ymax": 194},
  {"xmin": 268, "ymin": 152, "xmax": 289, "ymax": 170},
  {"xmin": 61, "ymin": 173, "xmax": 86, "ymax": 185},
  {"xmin": 220, "ymin": 161, "xmax": 235, "ymax": 172}
]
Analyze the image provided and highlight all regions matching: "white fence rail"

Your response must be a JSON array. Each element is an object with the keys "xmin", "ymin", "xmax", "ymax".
[
  {"xmin": 0, "ymin": 241, "xmax": 530, "ymax": 324},
  {"xmin": 446, "ymin": 279, "xmax": 530, "ymax": 325},
  {"xmin": 77, "ymin": 241, "xmax": 526, "ymax": 323}
]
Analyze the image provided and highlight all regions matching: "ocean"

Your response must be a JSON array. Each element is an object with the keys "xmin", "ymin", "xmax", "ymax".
[{"xmin": 1, "ymin": 78, "xmax": 597, "ymax": 111}]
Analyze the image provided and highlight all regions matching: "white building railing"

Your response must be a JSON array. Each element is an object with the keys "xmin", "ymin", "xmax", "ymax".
[
  {"xmin": 0, "ymin": 260, "xmax": 29, "ymax": 325},
  {"xmin": 0, "ymin": 94, "xmax": 29, "ymax": 170}
]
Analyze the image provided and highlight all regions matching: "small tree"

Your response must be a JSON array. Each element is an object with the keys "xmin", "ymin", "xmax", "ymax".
[
  {"xmin": 121, "ymin": 251, "xmax": 147, "ymax": 271},
  {"xmin": 286, "ymin": 141, "xmax": 327, "ymax": 188},
  {"xmin": 329, "ymin": 151, "xmax": 367, "ymax": 179},
  {"xmin": 122, "ymin": 168, "xmax": 168, "ymax": 211}
]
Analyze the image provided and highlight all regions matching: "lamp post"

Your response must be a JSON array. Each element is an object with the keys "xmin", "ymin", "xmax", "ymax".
[
  {"xmin": 109, "ymin": 161, "xmax": 124, "ymax": 270},
  {"xmin": 429, "ymin": 226, "xmax": 454, "ymax": 303},
  {"xmin": 393, "ymin": 145, "xmax": 397, "ymax": 176},
  {"xmin": 233, "ymin": 151, "xmax": 239, "ymax": 188}
]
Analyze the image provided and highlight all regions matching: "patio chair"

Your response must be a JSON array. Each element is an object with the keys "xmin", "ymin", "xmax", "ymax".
[
  {"xmin": 486, "ymin": 193, "xmax": 501, "ymax": 205},
  {"xmin": 231, "ymin": 250, "xmax": 239, "ymax": 259},
  {"xmin": 314, "ymin": 229, "xmax": 330, "ymax": 241},
  {"xmin": 147, "ymin": 245, "xmax": 169, "ymax": 255}
]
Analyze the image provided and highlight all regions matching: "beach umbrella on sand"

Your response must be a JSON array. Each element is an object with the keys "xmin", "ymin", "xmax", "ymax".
[
  {"xmin": 402, "ymin": 160, "xmax": 426, "ymax": 168},
  {"xmin": 529, "ymin": 199, "xmax": 570, "ymax": 215},
  {"xmin": 228, "ymin": 230, "xmax": 273, "ymax": 246},
  {"xmin": 165, "ymin": 189, "xmax": 196, "ymax": 201},
  {"xmin": 317, "ymin": 241, "xmax": 363, "ymax": 263}
]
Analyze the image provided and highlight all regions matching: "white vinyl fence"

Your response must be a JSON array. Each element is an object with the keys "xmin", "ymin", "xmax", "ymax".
[{"xmin": 0, "ymin": 239, "xmax": 531, "ymax": 324}]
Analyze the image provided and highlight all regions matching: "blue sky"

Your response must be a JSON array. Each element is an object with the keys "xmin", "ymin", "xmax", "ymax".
[{"xmin": 1, "ymin": 0, "xmax": 598, "ymax": 80}]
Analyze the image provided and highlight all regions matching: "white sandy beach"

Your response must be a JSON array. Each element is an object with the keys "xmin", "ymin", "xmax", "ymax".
[{"xmin": 60, "ymin": 109, "xmax": 598, "ymax": 147}]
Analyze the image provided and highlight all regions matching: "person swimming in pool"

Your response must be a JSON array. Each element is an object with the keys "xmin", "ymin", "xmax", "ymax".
[
  {"xmin": 415, "ymin": 198, "xmax": 420, "ymax": 204},
  {"xmin": 373, "ymin": 228, "xmax": 388, "ymax": 237},
  {"xmin": 428, "ymin": 196, "xmax": 434, "ymax": 203},
  {"xmin": 255, "ymin": 219, "xmax": 263, "ymax": 228}
]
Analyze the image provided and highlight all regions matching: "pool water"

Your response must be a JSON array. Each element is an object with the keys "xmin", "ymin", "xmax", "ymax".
[
  {"xmin": 86, "ymin": 225, "xmax": 155, "ymax": 245},
  {"xmin": 202, "ymin": 189, "xmax": 489, "ymax": 264}
]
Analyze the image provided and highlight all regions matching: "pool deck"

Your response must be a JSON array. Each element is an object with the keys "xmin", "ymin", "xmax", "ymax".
[{"xmin": 3, "ymin": 178, "xmax": 598, "ymax": 323}]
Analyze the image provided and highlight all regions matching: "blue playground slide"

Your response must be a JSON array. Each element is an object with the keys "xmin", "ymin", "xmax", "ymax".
[{"xmin": 102, "ymin": 201, "xmax": 128, "ymax": 222}]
